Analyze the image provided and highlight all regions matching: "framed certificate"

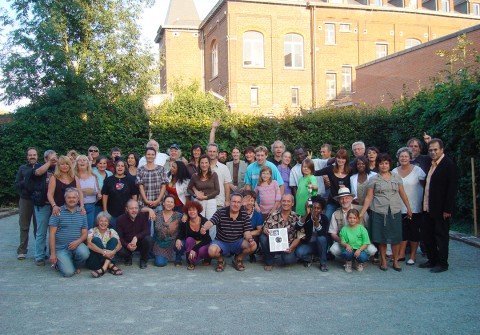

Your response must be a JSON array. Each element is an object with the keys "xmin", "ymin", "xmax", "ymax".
[{"xmin": 268, "ymin": 228, "xmax": 289, "ymax": 252}]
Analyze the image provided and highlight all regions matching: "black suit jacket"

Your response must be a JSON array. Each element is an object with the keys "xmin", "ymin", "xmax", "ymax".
[{"xmin": 425, "ymin": 155, "xmax": 458, "ymax": 217}]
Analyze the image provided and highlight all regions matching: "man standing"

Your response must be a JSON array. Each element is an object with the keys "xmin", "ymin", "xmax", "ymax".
[
  {"xmin": 116, "ymin": 199, "xmax": 153, "ymax": 269},
  {"xmin": 138, "ymin": 139, "xmax": 169, "ymax": 168},
  {"xmin": 203, "ymin": 193, "xmax": 257, "ymax": 272},
  {"xmin": 31, "ymin": 150, "xmax": 57, "ymax": 265},
  {"xmin": 320, "ymin": 144, "xmax": 332, "ymax": 159},
  {"xmin": 407, "ymin": 133, "xmax": 432, "ymax": 174},
  {"xmin": 15, "ymin": 147, "xmax": 38, "ymax": 260},
  {"xmin": 49, "ymin": 188, "xmax": 90, "ymax": 277},
  {"xmin": 106, "ymin": 147, "xmax": 122, "ymax": 172},
  {"xmin": 420, "ymin": 138, "xmax": 457, "ymax": 273},
  {"xmin": 289, "ymin": 146, "xmax": 307, "ymax": 197},
  {"xmin": 352, "ymin": 141, "xmax": 366, "ymax": 158},
  {"xmin": 244, "ymin": 146, "xmax": 284, "ymax": 193},
  {"xmin": 260, "ymin": 194, "xmax": 302, "ymax": 271},
  {"xmin": 207, "ymin": 143, "xmax": 232, "ymax": 208},
  {"xmin": 268, "ymin": 140, "xmax": 285, "ymax": 166}
]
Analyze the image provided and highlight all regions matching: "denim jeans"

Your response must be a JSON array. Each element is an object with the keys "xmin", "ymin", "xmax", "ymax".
[
  {"xmin": 342, "ymin": 249, "xmax": 369, "ymax": 263},
  {"xmin": 34, "ymin": 205, "xmax": 52, "ymax": 261},
  {"xmin": 85, "ymin": 203, "xmax": 96, "ymax": 229},
  {"xmin": 259, "ymin": 234, "xmax": 297, "ymax": 266},
  {"xmin": 55, "ymin": 244, "xmax": 90, "ymax": 277},
  {"xmin": 295, "ymin": 235, "xmax": 328, "ymax": 265},
  {"xmin": 324, "ymin": 203, "xmax": 339, "ymax": 226}
]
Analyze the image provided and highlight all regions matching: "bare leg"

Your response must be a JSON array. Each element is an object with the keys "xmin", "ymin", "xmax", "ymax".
[
  {"xmin": 409, "ymin": 241, "xmax": 419, "ymax": 261},
  {"xmin": 392, "ymin": 243, "xmax": 401, "ymax": 269},
  {"xmin": 398, "ymin": 240, "xmax": 407, "ymax": 260},
  {"xmin": 379, "ymin": 244, "xmax": 387, "ymax": 268}
]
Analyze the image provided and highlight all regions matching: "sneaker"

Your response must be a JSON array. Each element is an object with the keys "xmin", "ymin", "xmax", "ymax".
[
  {"xmin": 35, "ymin": 259, "xmax": 45, "ymax": 266},
  {"xmin": 345, "ymin": 262, "xmax": 353, "ymax": 273},
  {"xmin": 17, "ymin": 254, "xmax": 26, "ymax": 260},
  {"xmin": 357, "ymin": 263, "xmax": 364, "ymax": 272},
  {"xmin": 320, "ymin": 264, "xmax": 328, "ymax": 272},
  {"xmin": 139, "ymin": 260, "xmax": 148, "ymax": 269},
  {"xmin": 406, "ymin": 259, "xmax": 416, "ymax": 265}
]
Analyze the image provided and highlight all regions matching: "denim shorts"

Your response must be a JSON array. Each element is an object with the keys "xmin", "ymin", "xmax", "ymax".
[{"xmin": 211, "ymin": 238, "xmax": 244, "ymax": 255}]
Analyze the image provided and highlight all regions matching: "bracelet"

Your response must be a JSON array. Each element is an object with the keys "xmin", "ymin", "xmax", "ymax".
[{"xmin": 52, "ymin": 204, "xmax": 57, "ymax": 208}]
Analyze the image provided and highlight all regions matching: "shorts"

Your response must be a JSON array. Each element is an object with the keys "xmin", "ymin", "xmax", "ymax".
[{"xmin": 211, "ymin": 238, "xmax": 244, "ymax": 255}]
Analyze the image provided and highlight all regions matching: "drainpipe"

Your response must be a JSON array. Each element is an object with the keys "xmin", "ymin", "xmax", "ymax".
[
  {"xmin": 200, "ymin": 30, "xmax": 205, "ymax": 92},
  {"xmin": 308, "ymin": 2, "xmax": 317, "ymax": 109}
]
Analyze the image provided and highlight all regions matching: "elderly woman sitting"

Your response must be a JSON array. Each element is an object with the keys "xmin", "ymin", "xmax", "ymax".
[{"xmin": 86, "ymin": 212, "xmax": 123, "ymax": 277}]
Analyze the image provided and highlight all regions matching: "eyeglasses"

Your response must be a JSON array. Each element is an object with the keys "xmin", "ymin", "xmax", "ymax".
[{"xmin": 89, "ymin": 149, "xmax": 99, "ymax": 152}]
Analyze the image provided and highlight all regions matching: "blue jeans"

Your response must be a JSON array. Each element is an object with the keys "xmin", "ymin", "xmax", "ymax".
[
  {"xmin": 324, "ymin": 203, "xmax": 339, "ymax": 224},
  {"xmin": 34, "ymin": 205, "xmax": 52, "ymax": 261},
  {"xmin": 342, "ymin": 249, "xmax": 369, "ymax": 263},
  {"xmin": 55, "ymin": 244, "xmax": 90, "ymax": 277},
  {"xmin": 259, "ymin": 234, "xmax": 297, "ymax": 266},
  {"xmin": 85, "ymin": 203, "xmax": 96, "ymax": 229},
  {"xmin": 295, "ymin": 235, "xmax": 328, "ymax": 265}
]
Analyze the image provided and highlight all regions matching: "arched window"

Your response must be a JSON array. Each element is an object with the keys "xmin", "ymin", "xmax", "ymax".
[
  {"xmin": 243, "ymin": 31, "xmax": 264, "ymax": 67},
  {"xmin": 211, "ymin": 41, "xmax": 218, "ymax": 78},
  {"xmin": 405, "ymin": 38, "xmax": 421, "ymax": 49},
  {"xmin": 284, "ymin": 33, "xmax": 304, "ymax": 69}
]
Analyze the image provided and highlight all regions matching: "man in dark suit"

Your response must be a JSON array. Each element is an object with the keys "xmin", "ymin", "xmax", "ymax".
[{"xmin": 420, "ymin": 138, "xmax": 457, "ymax": 273}]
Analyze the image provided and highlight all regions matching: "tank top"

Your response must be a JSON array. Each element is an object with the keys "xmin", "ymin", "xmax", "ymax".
[{"xmin": 53, "ymin": 178, "xmax": 76, "ymax": 206}]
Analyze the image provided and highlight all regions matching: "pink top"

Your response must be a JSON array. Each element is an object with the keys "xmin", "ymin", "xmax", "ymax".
[{"xmin": 255, "ymin": 180, "xmax": 281, "ymax": 214}]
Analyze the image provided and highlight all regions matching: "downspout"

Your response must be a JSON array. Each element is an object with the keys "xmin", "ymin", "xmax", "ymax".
[
  {"xmin": 309, "ymin": 2, "xmax": 317, "ymax": 109},
  {"xmin": 200, "ymin": 29, "xmax": 205, "ymax": 92}
]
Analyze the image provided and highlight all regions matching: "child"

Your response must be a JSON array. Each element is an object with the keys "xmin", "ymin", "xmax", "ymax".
[
  {"xmin": 340, "ymin": 209, "xmax": 370, "ymax": 272},
  {"xmin": 295, "ymin": 158, "xmax": 318, "ymax": 216},
  {"xmin": 254, "ymin": 166, "xmax": 281, "ymax": 220}
]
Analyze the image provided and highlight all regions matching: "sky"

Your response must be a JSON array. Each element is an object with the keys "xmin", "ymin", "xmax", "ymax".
[{"xmin": 0, "ymin": 0, "xmax": 219, "ymax": 112}]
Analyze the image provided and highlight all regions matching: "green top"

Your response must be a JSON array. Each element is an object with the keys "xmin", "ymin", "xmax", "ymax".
[
  {"xmin": 339, "ymin": 224, "xmax": 370, "ymax": 250},
  {"xmin": 295, "ymin": 175, "xmax": 318, "ymax": 216}
]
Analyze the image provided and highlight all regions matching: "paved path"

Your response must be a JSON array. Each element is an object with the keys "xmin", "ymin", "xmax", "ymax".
[{"xmin": 1, "ymin": 214, "xmax": 479, "ymax": 334}]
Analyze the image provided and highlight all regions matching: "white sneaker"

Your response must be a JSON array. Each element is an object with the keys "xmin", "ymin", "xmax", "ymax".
[
  {"xmin": 17, "ymin": 254, "xmax": 26, "ymax": 260},
  {"xmin": 345, "ymin": 262, "xmax": 353, "ymax": 273},
  {"xmin": 357, "ymin": 263, "xmax": 364, "ymax": 272}
]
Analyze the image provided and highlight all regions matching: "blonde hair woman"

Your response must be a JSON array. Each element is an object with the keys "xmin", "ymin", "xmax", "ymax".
[{"xmin": 75, "ymin": 155, "xmax": 101, "ymax": 229}]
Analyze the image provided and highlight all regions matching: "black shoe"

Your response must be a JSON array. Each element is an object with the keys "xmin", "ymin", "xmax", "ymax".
[
  {"xmin": 303, "ymin": 261, "xmax": 312, "ymax": 268},
  {"xmin": 419, "ymin": 261, "xmax": 436, "ymax": 268},
  {"xmin": 139, "ymin": 260, "xmax": 147, "ymax": 269},
  {"xmin": 125, "ymin": 258, "xmax": 133, "ymax": 266},
  {"xmin": 430, "ymin": 266, "xmax": 448, "ymax": 273},
  {"xmin": 320, "ymin": 264, "xmax": 328, "ymax": 272},
  {"xmin": 249, "ymin": 254, "xmax": 257, "ymax": 263}
]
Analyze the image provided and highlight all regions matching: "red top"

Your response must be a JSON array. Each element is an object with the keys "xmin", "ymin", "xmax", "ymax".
[{"xmin": 166, "ymin": 184, "xmax": 182, "ymax": 207}]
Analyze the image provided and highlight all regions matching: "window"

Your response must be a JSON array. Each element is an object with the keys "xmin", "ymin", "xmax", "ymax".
[
  {"xmin": 474, "ymin": 3, "xmax": 480, "ymax": 15},
  {"xmin": 243, "ymin": 31, "xmax": 264, "ymax": 67},
  {"xmin": 250, "ymin": 87, "xmax": 259, "ymax": 106},
  {"xmin": 374, "ymin": 0, "xmax": 382, "ymax": 6},
  {"xmin": 405, "ymin": 38, "xmax": 421, "ymax": 49},
  {"xmin": 408, "ymin": 0, "xmax": 417, "ymax": 8},
  {"xmin": 339, "ymin": 24, "xmax": 351, "ymax": 32},
  {"xmin": 284, "ymin": 34, "xmax": 304, "ymax": 69},
  {"xmin": 441, "ymin": 0, "xmax": 450, "ymax": 12},
  {"xmin": 326, "ymin": 73, "xmax": 337, "ymax": 100},
  {"xmin": 375, "ymin": 43, "xmax": 388, "ymax": 59},
  {"xmin": 291, "ymin": 88, "xmax": 299, "ymax": 106},
  {"xmin": 324, "ymin": 23, "xmax": 336, "ymax": 45},
  {"xmin": 341, "ymin": 66, "xmax": 352, "ymax": 93},
  {"xmin": 211, "ymin": 41, "xmax": 218, "ymax": 78}
]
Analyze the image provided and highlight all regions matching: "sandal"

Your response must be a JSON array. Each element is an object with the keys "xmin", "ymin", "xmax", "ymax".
[
  {"xmin": 91, "ymin": 268, "xmax": 105, "ymax": 278},
  {"xmin": 108, "ymin": 264, "xmax": 123, "ymax": 276},
  {"xmin": 232, "ymin": 257, "xmax": 245, "ymax": 271},
  {"xmin": 215, "ymin": 259, "xmax": 225, "ymax": 272},
  {"xmin": 187, "ymin": 263, "xmax": 195, "ymax": 271}
]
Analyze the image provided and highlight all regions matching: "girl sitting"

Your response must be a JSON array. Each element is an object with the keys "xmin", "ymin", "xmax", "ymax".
[{"xmin": 340, "ymin": 209, "xmax": 370, "ymax": 273}]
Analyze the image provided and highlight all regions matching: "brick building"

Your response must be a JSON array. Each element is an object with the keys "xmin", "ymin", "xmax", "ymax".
[
  {"xmin": 155, "ymin": 0, "xmax": 480, "ymax": 115},
  {"xmin": 353, "ymin": 24, "xmax": 480, "ymax": 107}
]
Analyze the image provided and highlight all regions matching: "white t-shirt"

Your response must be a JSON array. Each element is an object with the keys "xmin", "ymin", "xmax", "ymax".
[
  {"xmin": 211, "ymin": 161, "xmax": 232, "ymax": 207},
  {"xmin": 392, "ymin": 165, "xmax": 426, "ymax": 214},
  {"xmin": 138, "ymin": 152, "xmax": 169, "ymax": 168}
]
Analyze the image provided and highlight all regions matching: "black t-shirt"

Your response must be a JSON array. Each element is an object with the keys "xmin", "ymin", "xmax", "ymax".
[{"xmin": 102, "ymin": 175, "xmax": 138, "ymax": 217}]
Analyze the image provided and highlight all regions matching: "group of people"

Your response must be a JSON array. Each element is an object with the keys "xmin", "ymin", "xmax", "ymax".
[{"xmin": 14, "ymin": 121, "xmax": 458, "ymax": 277}]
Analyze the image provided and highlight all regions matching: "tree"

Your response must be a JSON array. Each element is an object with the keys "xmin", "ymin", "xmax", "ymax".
[{"xmin": 0, "ymin": 0, "xmax": 157, "ymax": 105}]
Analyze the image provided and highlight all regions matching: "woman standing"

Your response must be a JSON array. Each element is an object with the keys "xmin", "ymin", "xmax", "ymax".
[
  {"xmin": 152, "ymin": 195, "xmax": 184, "ymax": 267},
  {"xmin": 392, "ymin": 147, "xmax": 426, "ymax": 265},
  {"xmin": 86, "ymin": 212, "xmax": 123, "ymax": 277},
  {"xmin": 47, "ymin": 155, "xmax": 85, "ymax": 216},
  {"xmin": 126, "ymin": 152, "xmax": 139, "ymax": 183},
  {"xmin": 350, "ymin": 156, "xmax": 377, "ymax": 206},
  {"xmin": 166, "ymin": 160, "xmax": 191, "ymax": 212},
  {"xmin": 102, "ymin": 159, "xmax": 138, "ymax": 229},
  {"xmin": 187, "ymin": 144, "xmax": 203, "ymax": 176},
  {"xmin": 314, "ymin": 149, "xmax": 352, "ymax": 221},
  {"xmin": 92, "ymin": 156, "xmax": 112, "ymax": 218},
  {"xmin": 187, "ymin": 155, "xmax": 220, "ymax": 219},
  {"xmin": 87, "ymin": 146, "xmax": 100, "ymax": 168},
  {"xmin": 174, "ymin": 201, "xmax": 212, "ymax": 270},
  {"xmin": 227, "ymin": 147, "xmax": 247, "ymax": 192},
  {"xmin": 137, "ymin": 147, "xmax": 169, "ymax": 209},
  {"xmin": 367, "ymin": 147, "xmax": 380, "ymax": 173},
  {"xmin": 277, "ymin": 151, "xmax": 292, "ymax": 195},
  {"xmin": 360, "ymin": 153, "xmax": 412, "ymax": 272},
  {"xmin": 75, "ymin": 155, "xmax": 101, "ymax": 229}
]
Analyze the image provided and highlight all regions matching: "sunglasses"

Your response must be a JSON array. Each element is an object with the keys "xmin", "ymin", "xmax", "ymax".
[{"xmin": 89, "ymin": 149, "xmax": 99, "ymax": 152}]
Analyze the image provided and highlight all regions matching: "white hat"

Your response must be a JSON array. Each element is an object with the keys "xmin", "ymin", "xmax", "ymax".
[{"xmin": 334, "ymin": 186, "xmax": 355, "ymax": 201}]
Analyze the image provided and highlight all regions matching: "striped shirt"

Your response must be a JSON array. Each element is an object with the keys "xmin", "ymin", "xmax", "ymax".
[
  {"xmin": 210, "ymin": 207, "xmax": 251, "ymax": 243},
  {"xmin": 49, "ymin": 206, "xmax": 87, "ymax": 250}
]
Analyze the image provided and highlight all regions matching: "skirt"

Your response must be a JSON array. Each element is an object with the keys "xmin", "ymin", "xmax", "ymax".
[{"xmin": 370, "ymin": 209, "xmax": 402, "ymax": 244}]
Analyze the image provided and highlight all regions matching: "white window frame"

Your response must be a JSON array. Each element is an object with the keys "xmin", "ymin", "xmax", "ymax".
[
  {"xmin": 473, "ymin": 3, "xmax": 480, "ymax": 15},
  {"xmin": 284, "ymin": 34, "xmax": 304, "ymax": 69},
  {"xmin": 324, "ymin": 23, "xmax": 336, "ymax": 45},
  {"xmin": 211, "ymin": 41, "xmax": 218, "ymax": 78},
  {"xmin": 250, "ymin": 87, "xmax": 259, "ymax": 106},
  {"xmin": 341, "ymin": 66, "xmax": 352, "ymax": 93},
  {"xmin": 405, "ymin": 38, "xmax": 421, "ymax": 49},
  {"xmin": 326, "ymin": 73, "xmax": 337, "ymax": 100},
  {"xmin": 243, "ymin": 31, "xmax": 264, "ymax": 68},
  {"xmin": 339, "ymin": 23, "xmax": 351, "ymax": 32},
  {"xmin": 441, "ymin": 0, "xmax": 450, "ymax": 12},
  {"xmin": 291, "ymin": 87, "xmax": 299, "ymax": 106},
  {"xmin": 374, "ymin": 0, "xmax": 382, "ymax": 6},
  {"xmin": 375, "ymin": 43, "xmax": 388, "ymax": 59}
]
